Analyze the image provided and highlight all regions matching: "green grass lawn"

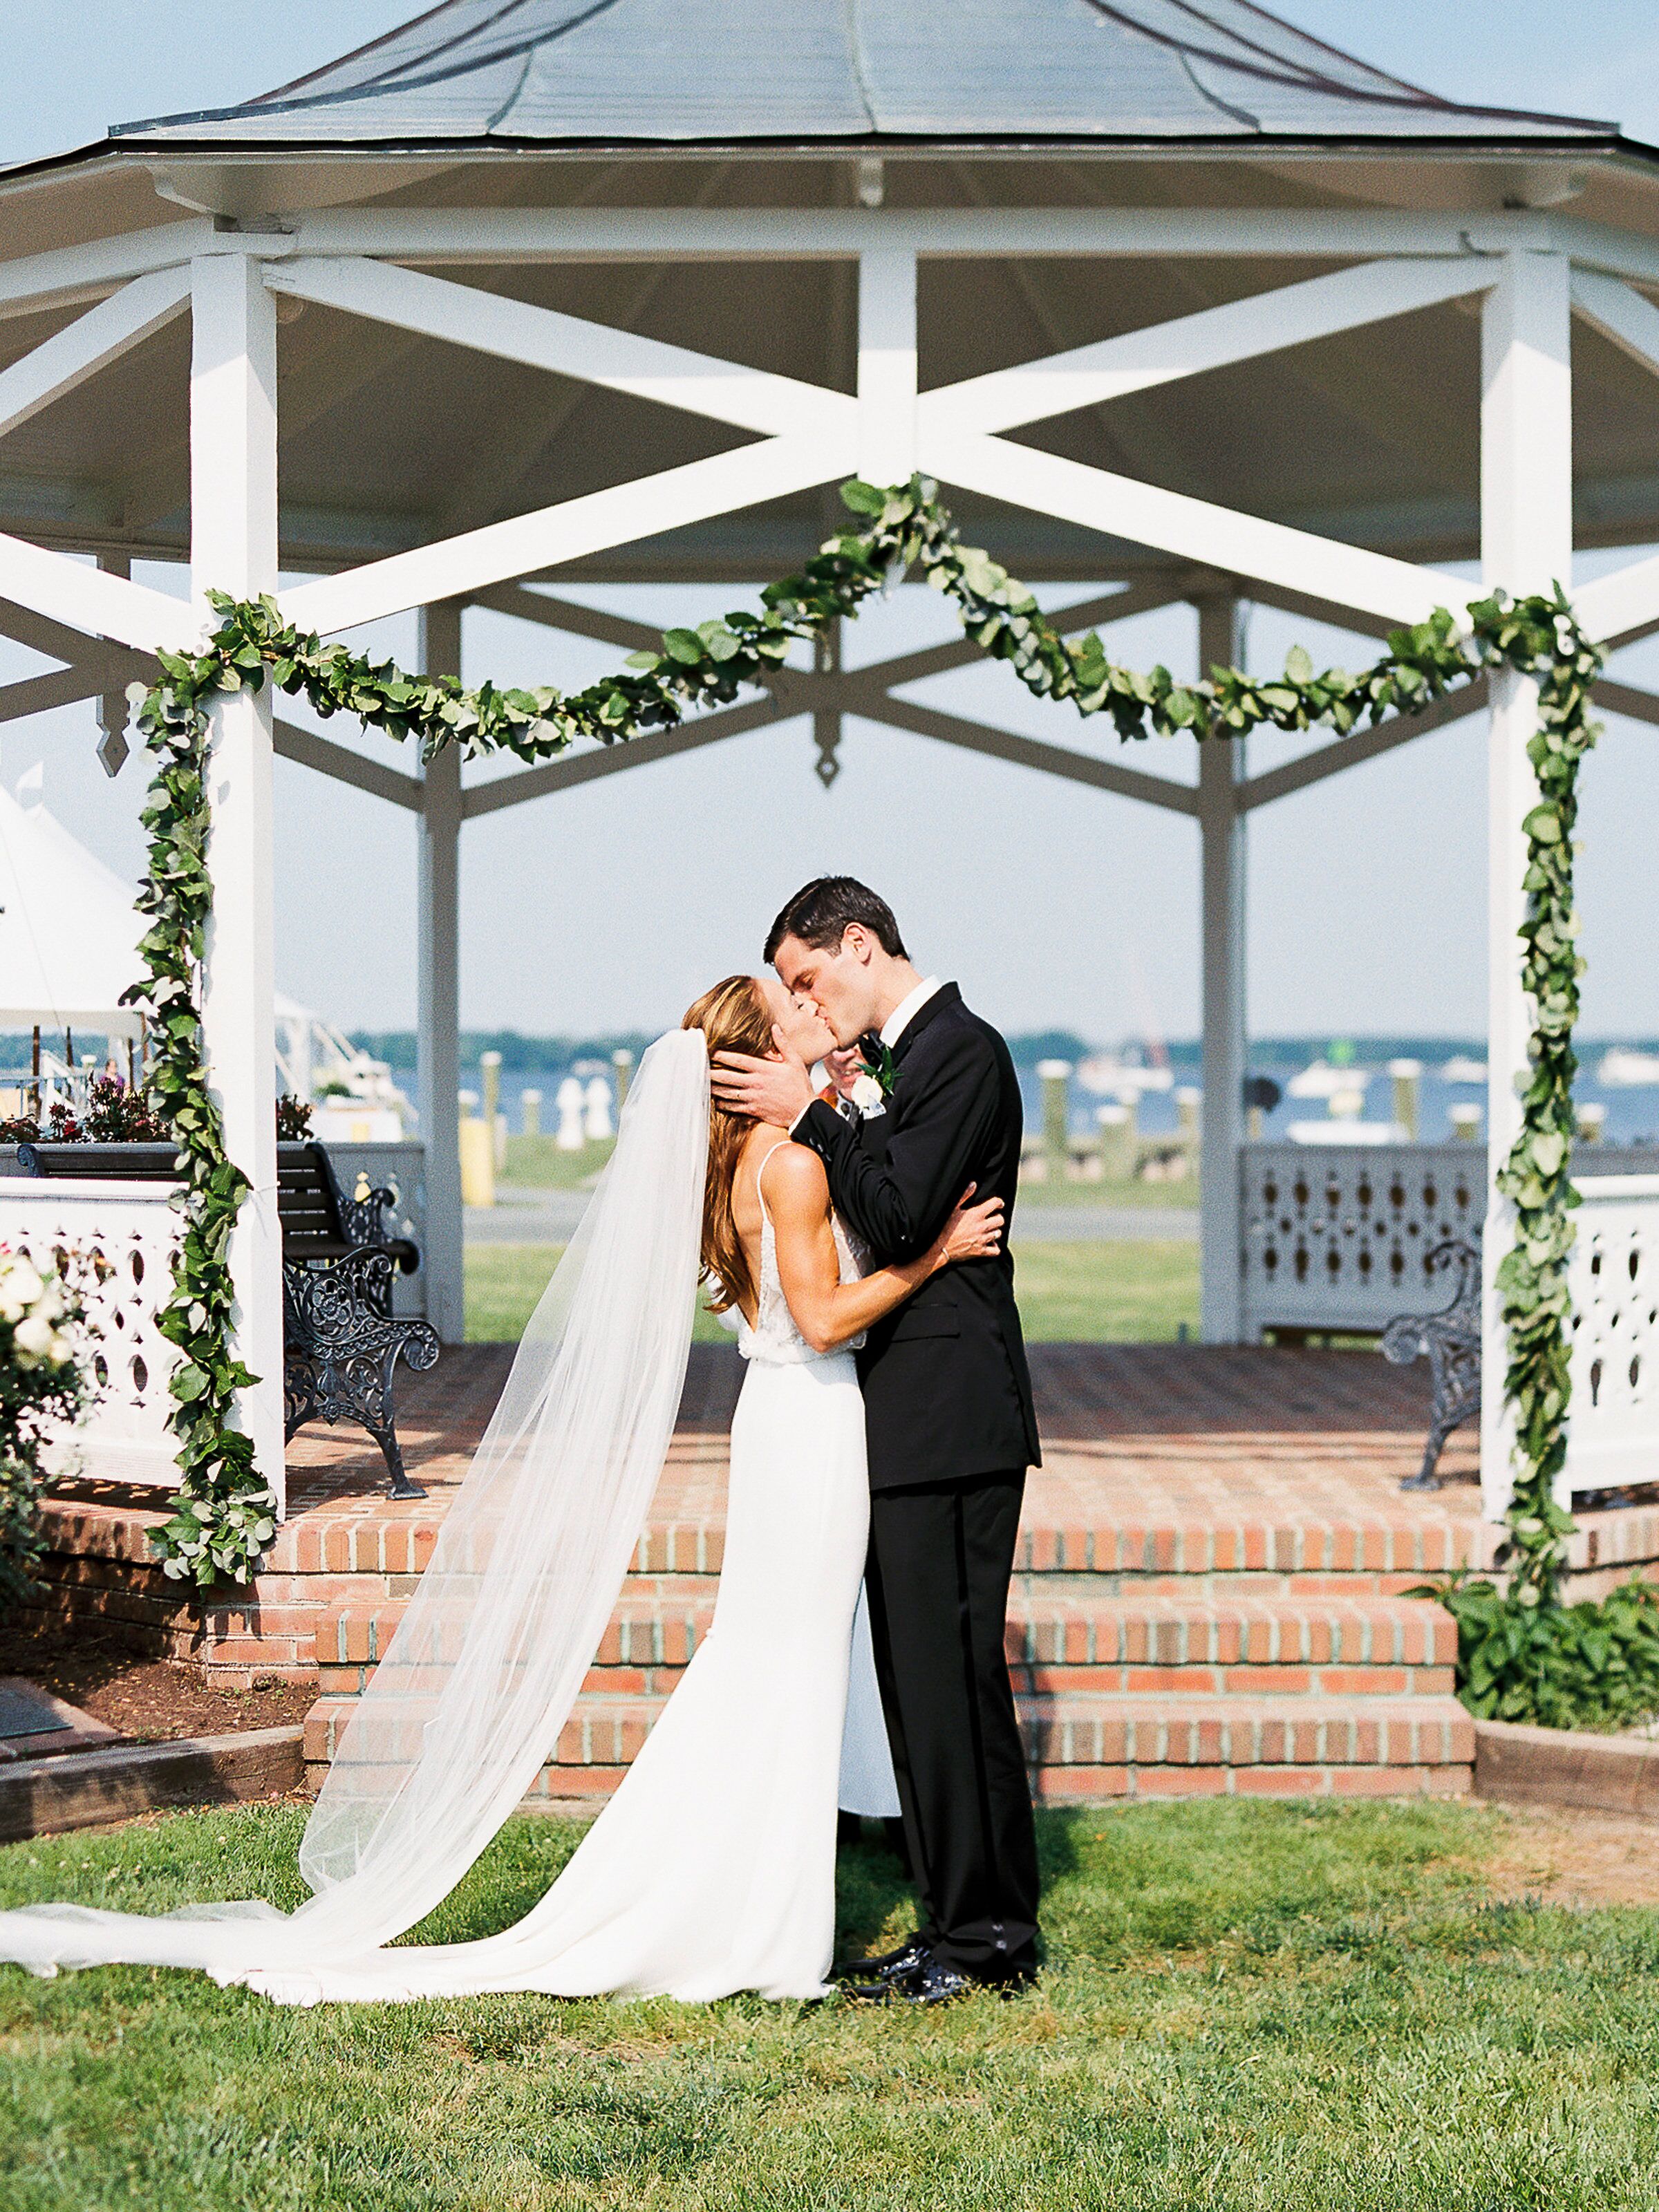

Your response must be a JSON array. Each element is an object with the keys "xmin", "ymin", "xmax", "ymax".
[
  {"xmin": 5, "ymin": 1797, "xmax": 1659, "ymax": 2209},
  {"xmin": 498, "ymin": 1134, "xmax": 615, "ymax": 1190},
  {"xmin": 465, "ymin": 1241, "xmax": 1200, "ymax": 1347},
  {"xmin": 498, "ymin": 1136, "xmax": 1198, "ymax": 1214}
]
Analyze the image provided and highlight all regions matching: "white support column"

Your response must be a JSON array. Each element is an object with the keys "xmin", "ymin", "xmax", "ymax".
[
  {"xmin": 417, "ymin": 601, "xmax": 466, "ymax": 1346},
  {"xmin": 189, "ymin": 252, "xmax": 284, "ymax": 1507},
  {"xmin": 856, "ymin": 247, "xmax": 917, "ymax": 487},
  {"xmin": 1196, "ymin": 596, "xmax": 1248, "ymax": 1344},
  {"xmin": 1480, "ymin": 252, "xmax": 1574, "ymax": 1522}
]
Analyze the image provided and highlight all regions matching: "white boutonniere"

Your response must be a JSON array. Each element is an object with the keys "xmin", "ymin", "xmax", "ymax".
[
  {"xmin": 846, "ymin": 1038, "xmax": 898, "ymax": 1120},
  {"xmin": 847, "ymin": 1071, "xmax": 887, "ymax": 1119}
]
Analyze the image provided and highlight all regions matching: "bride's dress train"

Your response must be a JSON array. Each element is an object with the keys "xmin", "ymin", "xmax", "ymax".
[
  {"xmin": 0, "ymin": 1044, "xmax": 886, "ymax": 2006},
  {"xmin": 252, "ymin": 1351, "xmax": 868, "ymax": 2005}
]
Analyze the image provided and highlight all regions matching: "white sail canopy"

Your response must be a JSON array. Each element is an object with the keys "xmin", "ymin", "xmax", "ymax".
[
  {"xmin": 0, "ymin": 777, "xmax": 147, "ymax": 1038},
  {"xmin": 0, "ymin": 776, "xmax": 312, "ymax": 1046}
]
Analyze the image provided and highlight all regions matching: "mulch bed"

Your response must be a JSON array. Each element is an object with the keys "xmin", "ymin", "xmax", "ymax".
[{"xmin": 0, "ymin": 1621, "xmax": 315, "ymax": 1748}]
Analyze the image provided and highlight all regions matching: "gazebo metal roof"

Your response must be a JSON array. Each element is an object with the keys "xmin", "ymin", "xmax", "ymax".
[
  {"xmin": 1, "ymin": 3, "xmax": 1655, "ymax": 584},
  {"xmin": 106, "ymin": 0, "xmax": 1613, "ymax": 153}
]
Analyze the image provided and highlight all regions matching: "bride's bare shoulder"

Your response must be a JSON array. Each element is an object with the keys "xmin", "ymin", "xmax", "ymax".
[{"xmin": 756, "ymin": 1136, "xmax": 830, "ymax": 1218}]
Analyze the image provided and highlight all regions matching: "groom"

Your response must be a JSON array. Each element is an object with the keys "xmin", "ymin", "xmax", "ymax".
[{"xmin": 713, "ymin": 877, "xmax": 1042, "ymax": 2002}]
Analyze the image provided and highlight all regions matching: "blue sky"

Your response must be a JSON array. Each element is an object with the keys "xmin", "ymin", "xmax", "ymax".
[{"xmin": 0, "ymin": 3, "xmax": 1657, "ymax": 1044}]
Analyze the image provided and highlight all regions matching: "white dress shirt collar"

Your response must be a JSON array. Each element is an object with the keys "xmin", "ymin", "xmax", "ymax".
[{"xmin": 880, "ymin": 975, "xmax": 944, "ymax": 1050}]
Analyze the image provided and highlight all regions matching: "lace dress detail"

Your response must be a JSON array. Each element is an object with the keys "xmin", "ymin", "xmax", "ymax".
[{"xmin": 737, "ymin": 1143, "xmax": 867, "ymax": 1365}]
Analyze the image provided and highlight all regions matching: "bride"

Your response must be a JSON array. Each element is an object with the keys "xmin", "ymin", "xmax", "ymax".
[{"xmin": 0, "ymin": 976, "xmax": 1001, "ymax": 2005}]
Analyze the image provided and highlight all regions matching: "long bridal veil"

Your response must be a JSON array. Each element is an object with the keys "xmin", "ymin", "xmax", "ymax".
[{"xmin": 0, "ymin": 1027, "xmax": 710, "ymax": 1987}]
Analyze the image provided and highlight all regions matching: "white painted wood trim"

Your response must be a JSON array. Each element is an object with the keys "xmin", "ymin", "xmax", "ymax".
[
  {"xmin": 924, "ymin": 432, "xmax": 1465, "ymax": 628},
  {"xmin": 467, "ymin": 582, "xmax": 662, "ymax": 653},
  {"xmin": 1593, "ymin": 677, "xmax": 1659, "ymax": 728},
  {"xmin": 1575, "ymin": 552, "xmax": 1659, "ymax": 648},
  {"xmin": 849, "ymin": 580, "xmax": 1204, "ymax": 695},
  {"xmin": 1479, "ymin": 251, "xmax": 1573, "ymax": 1525},
  {"xmin": 416, "ymin": 602, "xmax": 465, "ymax": 1348},
  {"xmin": 860, "ymin": 693, "xmax": 1201, "ymax": 813},
  {"xmin": 0, "ymin": 267, "xmax": 192, "ymax": 443},
  {"xmin": 924, "ymin": 257, "xmax": 1497, "ymax": 438},
  {"xmin": 265, "ymin": 256, "xmax": 855, "ymax": 441},
  {"xmin": 0, "ymin": 217, "xmax": 215, "ymax": 321},
  {"xmin": 1197, "ymin": 597, "xmax": 1246, "ymax": 1344},
  {"xmin": 460, "ymin": 693, "xmax": 787, "ymax": 815},
  {"xmin": 272, "ymin": 716, "xmax": 422, "ymax": 808},
  {"xmin": 1237, "ymin": 679, "xmax": 1490, "ymax": 811},
  {"xmin": 0, "ymin": 651, "xmax": 145, "ymax": 725},
  {"xmin": 190, "ymin": 251, "xmax": 285, "ymax": 1507},
  {"xmin": 285, "ymin": 207, "xmax": 1551, "ymax": 265},
  {"xmin": 0, "ymin": 528, "xmax": 198, "ymax": 653},
  {"xmin": 1569, "ymin": 268, "xmax": 1659, "ymax": 377},
  {"xmin": 856, "ymin": 245, "xmax": 917, "ymax": 484},
  {"xmin": 281, "ymin": 436, "xmax": 846, "ymax": 637}
]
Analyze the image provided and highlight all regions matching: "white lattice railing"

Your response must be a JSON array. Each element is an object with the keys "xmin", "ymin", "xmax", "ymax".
[
  {"xmin": 1240, "ymin": 1143, "xmax": 1486, "ymax": 1340},
  {"xmin": 1564, "ymin": 1174, "xmax": 1659, "ymax": 1499},
  {"xmin": 1240, "ymin": 1145, "xmax": 1659, "ymax": 1499},
  {"xmin": 0, "ymin": 1179, "xmax": 184, "ymax": 1490}
]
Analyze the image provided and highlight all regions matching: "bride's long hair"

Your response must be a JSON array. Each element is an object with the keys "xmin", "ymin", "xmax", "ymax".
[{"xmin": 682, "ymin": 974, "xmax": 775, "ymax": 1318}]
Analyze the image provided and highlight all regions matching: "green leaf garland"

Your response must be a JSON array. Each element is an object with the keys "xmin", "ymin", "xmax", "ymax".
[{"xmin": 126, "ymin": 478, "xmax": 1598, "ymax": 1600}]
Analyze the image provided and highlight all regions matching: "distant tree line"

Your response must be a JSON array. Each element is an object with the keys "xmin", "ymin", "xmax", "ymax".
[{"xmin": 344, "ymin": 1028, "xmax": 1528, "ymax": 1078}]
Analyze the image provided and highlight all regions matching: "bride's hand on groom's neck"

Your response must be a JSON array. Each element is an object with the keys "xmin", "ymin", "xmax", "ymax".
[{"xmin": 711, "ymin": 1029, "xmax": 816, "ymax": 1128}]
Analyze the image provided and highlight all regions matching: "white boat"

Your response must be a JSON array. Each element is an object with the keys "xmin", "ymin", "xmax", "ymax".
[
  {"xmin": 1076, "ymin": 1053, "xmax": 1173, "ymax": 1100},
  {"xmin": 1287, "ymin": 1120, "xmax": 1404, "ymax": 1145},
  {"xmin": 1597, "ymin": 1048, "xmax": 1659, "ymax": 1088},
  {"xmin": 1440, "ymin": 1055, "xmax": 1488, "ymax": 1085},
  {"xmin": 1286, "ymin": 1060, "xmax": 1366, "ymax": 1101}
]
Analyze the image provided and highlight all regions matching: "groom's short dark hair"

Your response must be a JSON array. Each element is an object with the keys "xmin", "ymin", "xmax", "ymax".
[{"xmin": 765, "ymin": 877, "xmax": 908, "ymax": 964}]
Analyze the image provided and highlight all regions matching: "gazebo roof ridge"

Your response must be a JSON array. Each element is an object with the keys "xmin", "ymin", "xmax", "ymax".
[{"xmin": 91, "ymin": 0, "xmax": 1619, "ymax": 157}]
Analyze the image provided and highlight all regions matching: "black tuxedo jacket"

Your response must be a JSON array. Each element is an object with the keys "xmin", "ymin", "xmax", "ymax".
[{"xmin": 792, "ymin": 983, "xmax": 1040, "ymax": 1492}]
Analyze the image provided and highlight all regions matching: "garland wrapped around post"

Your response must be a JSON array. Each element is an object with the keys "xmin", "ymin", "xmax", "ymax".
[{"xmin": 126, "ymin": 477, "xmax": 1599, "ymax": 1601}]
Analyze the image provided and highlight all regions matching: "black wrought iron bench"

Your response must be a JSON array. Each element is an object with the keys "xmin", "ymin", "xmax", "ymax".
[
  {"xmin": 276, "ymin": 1143, "xmax": 438, "ymax": 1500},
  {"xmin": 1381, "ymin": 1237, "xmax": 1481, "ymax": 1493},
  {"xmin": 15, "ymin": 1137, "xmax": 439, "ymax": 1500}
]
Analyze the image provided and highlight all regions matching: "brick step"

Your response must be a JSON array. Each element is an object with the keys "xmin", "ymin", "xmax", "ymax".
[
  {"xmin": 1009, "ymin": 1593, "xmax": 1456, "ymax": 1697},
  {"xmin": 307, "ymin": 1588, "xmax": 1459, "ymax": 1698},
  {"xmin": 1020, "ymin": 1691, "xmax": 1473, "ymax": 1773},
  {"xmin": 526, "ymin": 1689, "xmax": 1476, "ymax": 1777},
  {"xmin": 306, "ymin": 1691, "xmax": 1474, "ymax": 1806}
]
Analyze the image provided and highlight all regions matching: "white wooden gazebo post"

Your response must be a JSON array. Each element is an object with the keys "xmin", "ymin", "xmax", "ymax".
[
  {"xmin": 416, "ymin": 599, "xmax": 465, "ymax": 1344},
  {"xmin": 1479, "ymin": 251, "xmax": 1574, "ymax": 1521},
  {"xmin": 189, "ymin": 250, "xmax": 285, "ymax": 1502},
  {"xmin": 1197, "ymin": 592, "xmax": 1247, "ymax": 1343},
  {"xmin": 856, "ymin": 245, "xmax": 917, "ymax": 487}
]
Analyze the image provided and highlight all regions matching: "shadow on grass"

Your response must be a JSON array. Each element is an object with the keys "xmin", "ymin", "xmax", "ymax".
[{"xmin": 832, "ymin": 1807, "xmax": 1083, "ymax": 1968}]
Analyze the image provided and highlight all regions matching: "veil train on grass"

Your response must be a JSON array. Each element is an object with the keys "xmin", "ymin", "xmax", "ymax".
[{"xmin": 0, "ymin": 1028, "xmax": 711, "ymax": 1989}]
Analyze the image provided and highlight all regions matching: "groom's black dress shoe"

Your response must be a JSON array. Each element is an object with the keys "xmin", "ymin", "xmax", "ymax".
[
  {"xmin": 844, "ymin": 1950, "xmax": 1040, "ymax": 2006},
  {"xmin": 843, "ymin": 1949, "xmax": 977, "ymax": 2006},
  {"xmin": 833, "ymin": 1936, "xmax": 930, "ymax": 1987}
]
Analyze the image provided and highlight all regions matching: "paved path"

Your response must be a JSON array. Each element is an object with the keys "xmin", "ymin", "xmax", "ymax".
[{"xmin": 468, "ymin": 1192, "xmax": 1199, "ymax": 1244}]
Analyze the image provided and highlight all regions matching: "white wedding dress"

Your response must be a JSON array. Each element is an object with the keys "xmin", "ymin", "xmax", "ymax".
[
  {"xmin": 243, "ymin": 1145, "xmax": 873, "ymax": 2005},
  {"xmin": 0, "ymin": 1062, "xmax": 891, "ymax": 2007}
]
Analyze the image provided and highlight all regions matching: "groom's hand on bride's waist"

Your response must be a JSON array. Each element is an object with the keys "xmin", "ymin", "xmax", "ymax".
[{"xmin": 711, "ymin": 1038, "xmax": 816, "ymax": 1128}]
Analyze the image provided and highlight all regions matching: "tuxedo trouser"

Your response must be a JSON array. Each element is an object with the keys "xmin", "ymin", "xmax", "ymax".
[{"xmin": 863, "ymin": 1471, "xmax": 1040, "ymax": 1978}]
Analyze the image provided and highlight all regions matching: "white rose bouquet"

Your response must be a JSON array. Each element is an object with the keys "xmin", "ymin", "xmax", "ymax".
[{"xmin": 0, "ymin": 1246, "xmax": 91, "ymax": 1602}]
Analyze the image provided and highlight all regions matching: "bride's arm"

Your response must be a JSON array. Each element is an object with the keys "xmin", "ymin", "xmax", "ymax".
[{"xmin": 762, "ymin": 1145, "xmax": 1003, "ymax": 1356}]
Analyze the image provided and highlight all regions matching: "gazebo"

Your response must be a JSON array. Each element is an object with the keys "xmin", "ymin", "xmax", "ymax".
[{"xmin": 3, "ymin": 0, "xmax": 1659, "ymax": 1526}]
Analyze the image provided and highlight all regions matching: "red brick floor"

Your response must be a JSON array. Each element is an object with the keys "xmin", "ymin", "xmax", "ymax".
[{"xmin": 279, "ymin": 1340, "xmax": 1491, "ymax": 1580}]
